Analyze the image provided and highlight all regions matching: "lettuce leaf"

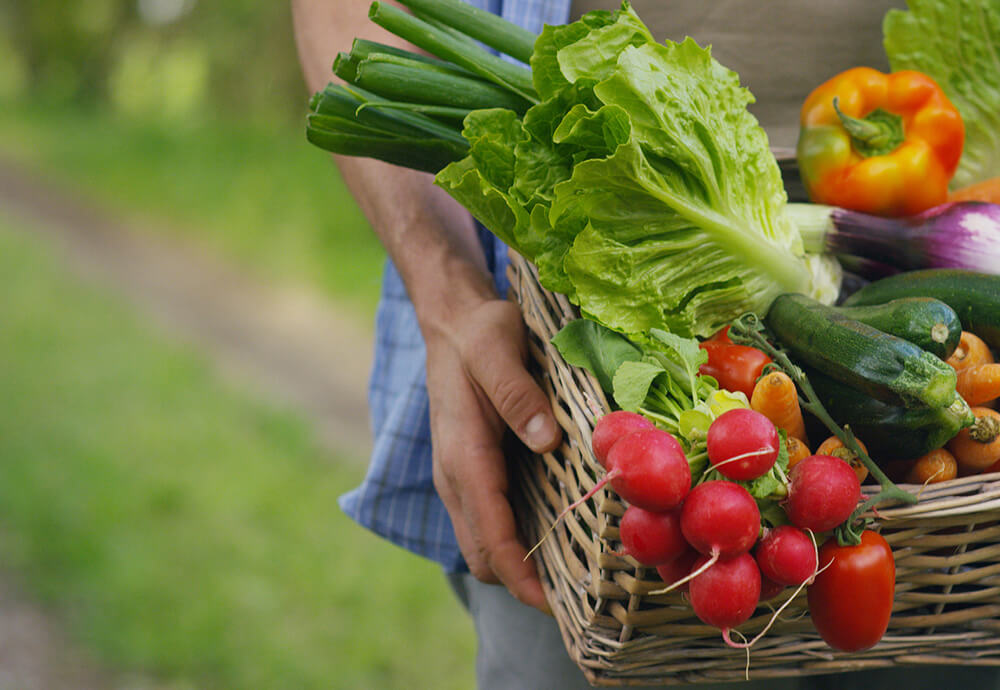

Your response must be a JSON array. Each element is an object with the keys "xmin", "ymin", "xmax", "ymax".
[
  {"xmin": 437, "ymin": 2, "xmax": 837, "ymax": 339},
  {"xmin": 884, "ymin": 0, "xmax": 1000, "ymax": 188}
]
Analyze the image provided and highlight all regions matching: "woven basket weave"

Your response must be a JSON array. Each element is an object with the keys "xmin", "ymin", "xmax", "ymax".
[{"xmin": 506, "ymin": 250, "xmax": 1000, "ymax": 686}]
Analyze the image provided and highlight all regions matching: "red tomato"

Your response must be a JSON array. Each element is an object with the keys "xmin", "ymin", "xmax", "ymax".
[
  {"xmin": 705, "ymin": 326, "xmax": 733, "ymax": 344},
  {"xmin": 698, "ymin": 341, "xmax": 771, "ymax": 399},
  {"xmin": 807, "ymin": 530, "xmax": 895, "ymax": 652}
]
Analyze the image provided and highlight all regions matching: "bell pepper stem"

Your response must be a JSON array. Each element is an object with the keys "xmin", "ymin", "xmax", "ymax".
[{"xmin": 833, "ymin": 97, "xmax": 905, "ymax": 158}]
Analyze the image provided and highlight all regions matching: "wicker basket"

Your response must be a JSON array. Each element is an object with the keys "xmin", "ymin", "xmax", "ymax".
[{"xmin": 506, "ymin": 250, "xmax": 1000, "ymax": 686}]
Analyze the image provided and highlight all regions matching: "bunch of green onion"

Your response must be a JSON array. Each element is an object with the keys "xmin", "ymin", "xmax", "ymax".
[{"xmin": 307, "ymin": 0, "xmax": 539, "ymax": 174}]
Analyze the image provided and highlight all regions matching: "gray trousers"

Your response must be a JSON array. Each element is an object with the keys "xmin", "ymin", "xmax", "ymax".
[{"xmin": 448, "ymin": 572, "xmax": 1000, "ymax": 690}]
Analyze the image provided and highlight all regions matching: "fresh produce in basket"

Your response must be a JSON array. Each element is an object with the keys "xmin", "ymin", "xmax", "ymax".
[
  {"xmin": 618, "ymin": 504, "xmax": 687, "ymax": 567},
  {"xmin": 791, "ymin": 200, "xmax": 1000, "ymax": 277},
  {"xmin": 765, "ymin": 292, "xmax": 959, "ymax": 409},
  {"xmin": 947, "ymin": 407, "xmax": 1000, "ymax": 473},
  {"xmin": 956, "ymin": 364, "xmax": 1000, "ymax": 407},
  {"xmin": 750, "ymin": 370, "xmax": 808, "ymax": 444},
  {"xmin": 884, "ymin": 0, "xmax": 1000, "ymax": 192},
  {"xmin": 679, "ymin": 480, "xmax": 761, "ymax": 561},
  {"xmin": 833, "ymin": 297, "xmax": 962, "ymax": 361},
  {"xmin": 309, "ymin": 1, "xmax": 847, "ymax": 340},
  {"xmin": 687, "ymin": 552, "xmax": 761, "ymax": 645},
  {"xmin": 905, "ymin": 448, "xmax": 958, "ymax": 485},
  {"xmin": 590, "ymin": 409, "xmax": 653, "ymax": 468},
  {"xmin": 815, "ymin": 435, "xmax": 869, "ymax": 483},
  {"xmin": 807, "ymin": 530, "xmax": 895, "ymax": 653},
  {"xmin": 805, "ymin": 364, "xmax": 973, "ymax": 462},
  {"xmin": 603, "ymin": 428, "xmax": 690, "ymax": 512},
  {"xmin": 947, "ymin": 331, "xmax": 995, "ymax": 372},
  {"xmin": 698, "ymin": 331, "xmax": 772, "ymax": 400},
  {"xmin": 784, "ymin": 454, "xmax": 862, "ymax": 532},
  {"xmin": 842, "ymin": 269, "xmax": 1000, "ymax": 348},
  {"xmin": 755, "ymin": 525, "xmax": 817, "ymax": 587},
  {"xmin": 705, "ymin": 408, "xmax": 780, "ymax": 481},
  {"xmin": 304, "ymin": 0, "xmax": 1000, "ymax": 669}
]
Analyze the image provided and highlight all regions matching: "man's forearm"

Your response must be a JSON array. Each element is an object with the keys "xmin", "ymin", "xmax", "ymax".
[{"xmin": 290, "ymin": 0, "xmax": 496, "ymax": 332}]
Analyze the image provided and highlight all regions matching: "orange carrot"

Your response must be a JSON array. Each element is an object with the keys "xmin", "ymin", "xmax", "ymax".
[
  {"xmin": 816, "ymin": 435, "xmax": 870, "ymax": 484},
  {"xmin": 750, "ymin": 370, "xmax": 808, "ymax": 444},
  {"xmin": 946, "ymin": 331, "xmax": 994, "ymax": 372},
  {"xmin": 956, "ymin": 363, "xmax": 1000, "ymax": 407},
  {"xmin": 905, "ymin": 448, "xmax": 958, "ymax": 485},
  {"xmin": 785, "ymin": 436, "xmax": 811, "ymax": 470},
  {"xmin": 947, "ymin": 407, "xmax": 1000, "ymax": 473},
  {"xmin": 948, "ymin": 177, "xmax": 1000, "ymax": 204}
]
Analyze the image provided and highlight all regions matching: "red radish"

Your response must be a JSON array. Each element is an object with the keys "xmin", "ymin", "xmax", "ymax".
[
  {"xmin": 619, "ymin": 505, "xmax": 687, "ymax": 566},
  {"xmin": 604, "ymin": 428, "xmax": 691, "ymax": 512},
  {"xmin": 706, "ymin": 408, "xmax": 780, "ymax": 480},
  {"xmin": 527, "ymin": 427, "xmax": 691, "ymax": 558},
  {"xmin": 759, "ymin": 574, "xmax": 786, "ymax": 601},
  {"xmin": 785, "ymin": 454, "xmax": 862, "ymax": 532},
  {"xmin": 755, "ymin": 525, "xmax": 818, "ymax": 586},
  {"xmin": 654, "ymin": 548, "xmax": 700, "ymax": 593},
  {"xmin": 680, "ymin": 480, "xmax": 760, "ymax": 559},
  {"xmin": 592, "ymin": 411, "xmax": 654, "ymax": 467},
  {"xmin": 688, "ymin": 552, "xmax": 761, "ymax": 645},
  {"xmin": 656, "ymin": 480, "xmax": 762, "ymax": 595}
]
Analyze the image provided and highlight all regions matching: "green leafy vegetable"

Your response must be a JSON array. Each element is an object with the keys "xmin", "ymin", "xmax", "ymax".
[
  {"xmin": 884, "ymin": 0, "xmax": 1000, "ymax": 188},
  {"xmin": 550, "ymin": 318, "xmax": 641, "ymax": 392},
  {"xmin": 437, "ymin": 3, "xmax": 838, "ymax": 339}
]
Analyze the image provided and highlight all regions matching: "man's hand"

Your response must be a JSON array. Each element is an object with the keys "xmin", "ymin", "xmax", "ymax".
[{"xmin": 425, "ymin": 297, "xmax": 562, "ymax": 612}]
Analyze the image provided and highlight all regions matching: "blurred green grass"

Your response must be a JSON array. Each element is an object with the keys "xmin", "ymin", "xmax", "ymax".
[
  {"xmin": 0, "ymin": 100, "xmax": 385, "ymax": 319},
  {"xmin": 0, "ymin": 209, "xmax": 475, "ymax": 689}
]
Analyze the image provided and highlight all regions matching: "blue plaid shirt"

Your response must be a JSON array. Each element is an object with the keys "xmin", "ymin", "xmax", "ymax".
[{"xmin": 339, "ymin": 0, "xmax": 572, "ymax": 572}]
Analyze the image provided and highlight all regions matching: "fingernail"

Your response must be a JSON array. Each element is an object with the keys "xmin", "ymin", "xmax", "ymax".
[{"xmin": 524, "ymin": 413, "xmax": 557, "ymax": 451}]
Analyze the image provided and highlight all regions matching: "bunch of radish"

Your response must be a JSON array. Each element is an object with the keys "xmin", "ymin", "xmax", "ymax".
[{"xmin": 592, "ymin": 407, "xmax": 863, "ymax": 647}]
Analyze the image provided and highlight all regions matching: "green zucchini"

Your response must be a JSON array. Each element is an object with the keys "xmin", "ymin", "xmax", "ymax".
[
  {"xmin": 766, "ymin": 293, "xmax": 958, "ymax": 409},
  {"xmin": 806, "ymin": 367, "xmax": 974, "ymax": 461},
  {"xmin": 841, "ymin": 269, "xmax": 1000, "ymax": 349},
  {"xmin": 835, "ymin": 297, "xmax": 962, "ymax": 360}
]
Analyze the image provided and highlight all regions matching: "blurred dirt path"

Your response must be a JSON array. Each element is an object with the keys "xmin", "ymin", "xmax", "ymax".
[
  {"xmin": 0, "ymin": 156, "xmax": 377, "ymax": 688},
  {"xmin": 0, "ymin": 157, "xmax": 375, "ymax": 461}
]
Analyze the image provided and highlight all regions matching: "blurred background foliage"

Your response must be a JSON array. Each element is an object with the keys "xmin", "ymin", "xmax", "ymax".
[
  {"xmin": 3, "ymin": 0, "xmax": 305, "ymax": 127},
  {"xmin": 0, "ymin": 2, "xmax": 477, "ymax": 688},
  {"xmin": 0, "ymin": 0, "xmax": 387, "ymax": 316}
]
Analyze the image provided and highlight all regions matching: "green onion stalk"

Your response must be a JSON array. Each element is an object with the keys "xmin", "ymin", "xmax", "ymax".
[{"xmin": 306, "ymin": 0, "xmax": 539, "ymax": 170}]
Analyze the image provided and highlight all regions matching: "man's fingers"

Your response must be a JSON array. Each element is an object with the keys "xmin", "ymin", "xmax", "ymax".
[
  {"xmin": 462, "ymin": 303, "xmax": 562, "ymax": 454},
  {"xmin": 462, "ymin": 472, "xmax": 549, "ymax": 612},
  {"xmin": 432, "ymin": 455, "xmax": 500, "ymax": 585}
]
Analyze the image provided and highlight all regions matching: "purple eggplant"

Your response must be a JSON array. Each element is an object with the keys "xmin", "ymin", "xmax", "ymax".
[{"xmin": 791, "ymin": 201, "xmax": 1000, "ymax": 278}]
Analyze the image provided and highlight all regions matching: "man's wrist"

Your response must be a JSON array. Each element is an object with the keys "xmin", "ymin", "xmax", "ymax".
[{"xmin": 410, "ymin": 250, "xmax": 498, "ymax": 347}]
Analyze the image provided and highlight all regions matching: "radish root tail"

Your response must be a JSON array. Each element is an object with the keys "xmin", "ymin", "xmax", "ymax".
[
  {"xmin": 647, "ymin": 549, "xmax": 719, "ymax": 595},
  {"xmin": 524, "ymin": 469, "xmax": 619, "ymax": 561}
]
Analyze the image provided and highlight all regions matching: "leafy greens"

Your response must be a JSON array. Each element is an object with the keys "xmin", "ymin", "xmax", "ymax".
[
  {"xmin": 437, "ymin": 2, "xmax": 839, "ymax": 340},
  {"xmin": 884, "ymin": 0, "xmax": 1000, "ymax": 189}
]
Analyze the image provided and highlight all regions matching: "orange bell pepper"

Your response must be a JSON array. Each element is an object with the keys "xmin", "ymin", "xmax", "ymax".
[{"xmin": 796, "ymin": 67, "xmax": 964, "ymax": 217}]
